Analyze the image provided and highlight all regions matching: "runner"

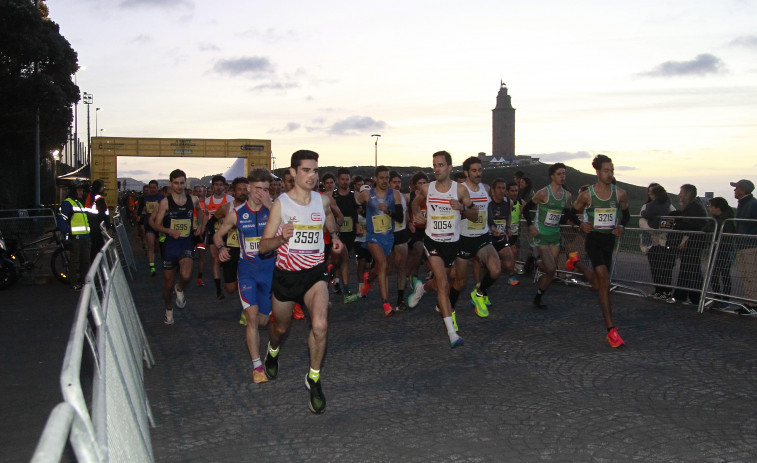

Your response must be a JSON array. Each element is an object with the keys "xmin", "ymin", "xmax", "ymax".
[
  {"xmin": 354, "ymin": 187, "xmax": 371, "ymax": 298},
  {"xmin": 455, "ymin": 157, "xmax": 503, "ymax": 318},
  {"xmin": 191, "ymin": 185, "xmax": 207, "ymax": 286},
  {"xmin": 406, "ymin": 171, "xmax": 429, "ymax": 288},
  {"xmin": 389, "ymin": 171, "xmax": 410, "ymax": 312},
  {"xmin": 408, "ymin": 151, "xmax": 478, "ymax": 348},
  {"xmin": 258, "ymin": 150, "xmax": 343, "ymax": 414},
  {"xmin": 567, "ymin": 154, "xmax": 630, "ymax": 348},
  {"xmin": 504, "ymin": 181, "xmax": 522, "ymax": 285},
  {"xmin": 205, "ymin": 175, "xmax": 234, "ymax": 299},
  {"xmin": 150, "ymin": 169, "xmax": 205, "ymax": 325},
  {"xmin": 214, "ymin": 177, "xmax": 248, "ymax": 298},
  {"xmin": 522, "ymin": 163, "xmax": 572, "ymax": 310},
  {"xmin": 358, "ymin": 166, "xmax": 404, "ymax": 317},
  {"xmin": 137, "ymin": 180, "xmax": 164, "ymax": 276},
  {"xmin": 332, "ymin": 167, "xmax": 360, "ymax": 303},
  {"xmin": 488, "ymin": 178, "xmax": 516, "ymax": 288},
  {"xmin": 214, "ymin": 169, "xmax": 275, "ymax": 384}
]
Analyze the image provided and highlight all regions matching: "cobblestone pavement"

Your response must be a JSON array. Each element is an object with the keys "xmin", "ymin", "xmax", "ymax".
[{"xmin": 4, "ymin": 229, "xmax": 757, "ymax": 462}]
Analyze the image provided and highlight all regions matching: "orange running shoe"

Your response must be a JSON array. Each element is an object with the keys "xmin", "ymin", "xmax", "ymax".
[
  {"xmin": 566, "ymin": 252, "xmax": 580, "ymax": 271},
  {"xmin": 383, "ymin": 302, "xmax": 394, "ymax": 317},
  {"xmin": 293, "ymin": 303, "xmax": 305, "ymax": 319}
]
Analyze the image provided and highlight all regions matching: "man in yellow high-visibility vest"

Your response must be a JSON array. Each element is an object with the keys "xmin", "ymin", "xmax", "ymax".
[{"xmin": 58, "ymin": 179, "xmax": 91, "ymax": 290}]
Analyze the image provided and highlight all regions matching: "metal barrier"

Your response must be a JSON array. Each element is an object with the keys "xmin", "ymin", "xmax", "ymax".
[
  {"xmin": 702, "ymin": 218, "xmax": 757, "ymax": 315},
  {"xmin": 31, "ymin": 237, "xmax": 155, "ymax": 462},
  {"xmin": 111, "ymin": 212, "xmax": 137, "ymax": 279}
]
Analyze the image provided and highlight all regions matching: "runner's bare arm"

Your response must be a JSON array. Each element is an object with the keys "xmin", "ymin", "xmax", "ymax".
[
  {"xmin": 192, "ymin": 195, "xmax": 205, "ymax": 235},
  {"xmin": 323, "ymin": 194, "xmax": 343, "ymax": 253},
  {"xmin": 457, "ymin": 184, "xmax": 479, "ymax": 222},
  {"xmin": 411, "ymin": 184, "xmax": 428, "ymax": 225}
]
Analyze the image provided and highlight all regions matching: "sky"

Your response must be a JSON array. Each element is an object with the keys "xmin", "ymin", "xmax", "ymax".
[{"xmin": 51, "ymin": 0, "xmax": 757, "ymax": 205}]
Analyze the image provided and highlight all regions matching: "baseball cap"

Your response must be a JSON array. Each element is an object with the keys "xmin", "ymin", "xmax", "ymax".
[{"xmin": 730, "ymin": 179, "xmax": 755, "ymax": 194}]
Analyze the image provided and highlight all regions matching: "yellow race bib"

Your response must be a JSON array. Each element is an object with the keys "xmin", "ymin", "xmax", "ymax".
[{"xmin": 170, "ymin": 219, "xmax": 191, "ymax": 238}]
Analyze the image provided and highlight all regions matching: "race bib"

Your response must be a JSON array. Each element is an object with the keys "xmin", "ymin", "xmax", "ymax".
[
  {"xmin": 227, "ymin": 228, "xmax": 240, "ymax": 247},
  {"xmin": 430, "ymin": 215, "xmax": 454, "ymax": 238},
  {"xmin": 544, "ymin": 209, "xmax": 562, "ymax": 227},
  {"xmin": 467, "ymin": 210, "xmax": 486, "ymax": 231},
  {"xmin": 145, "ymin": 201, "xmax": 157, "ymax": 214},
  {"xmin": 243, "ymin": 236, "xmax": 260, "ymax": 255},
  {"xmin": 291, "ymin": 224, "xmax": 322, "ymax": 252},
  {"xmin": 493, "ymin": 219, "xmax": 508, "ymax": 234},
  {"xmin": 593, "ymin": 208, "xmax": 617, "ymax": 229},
  {"xmin": 170, "ymin": 219, "xmax": 191, "ymax": 238},
  {"xmin": 372, "ymin": 214, "xmax": 392, "ymax": 234},
  {"xmin": 339, "ymin": 216, "xmax": 354, "ymax": 233}
]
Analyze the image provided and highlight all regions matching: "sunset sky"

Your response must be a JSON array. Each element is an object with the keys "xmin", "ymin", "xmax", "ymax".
[{"xmin": 52, "ymin": 0, "xmax": 757, "ymax": 204}]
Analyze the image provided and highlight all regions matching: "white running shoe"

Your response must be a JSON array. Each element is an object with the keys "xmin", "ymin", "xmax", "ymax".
[
  {"xmin": 408, "ymin": 280, "xmax": 426, "ymax": 309},
  {"xmin": 175, "ymin": 284, "xmax": 187, "ymax": 309}
]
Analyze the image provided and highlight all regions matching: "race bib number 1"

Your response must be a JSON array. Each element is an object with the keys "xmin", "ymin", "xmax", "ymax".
[{"xmin": 372, "ymin": 214, "xmax": 392, "ymax": 234}]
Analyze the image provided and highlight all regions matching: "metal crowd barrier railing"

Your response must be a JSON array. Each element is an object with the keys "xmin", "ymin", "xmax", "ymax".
[
  {"xmin": 110, "ymin": 210, "xmax": 137, "ymax": 279},
  {"xmin": 513, "ymin": 216, "xmax": 757, "ymax": 316},
  {"xmin": 31, "ymin": 235, "xmax": 156, "ymax": 462}
]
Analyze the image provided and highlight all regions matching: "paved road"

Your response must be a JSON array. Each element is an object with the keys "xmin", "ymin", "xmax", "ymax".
[{"xmin": 4, "ymin": 229, "xmax": 757, "ymax": 462}]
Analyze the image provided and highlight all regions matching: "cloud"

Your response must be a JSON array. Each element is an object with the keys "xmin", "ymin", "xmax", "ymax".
[
  {"xmin": 268, "ymin": 122, "xmax": 301, "ymax": 134},
  {"xmin": 251, "ymin": 82, "xmax": 299, "ymax": 92},
  {"xmin": 729, "ymin": 35, "xmax": 757, "ymax": 49},
  {"xmin": 213, "ymin": 57, "xmax": 274, "ymax": 78},
  {"xmin": 239, "ymin": 28, "xmax": 296, "ymax": 44},
  {"xmin": 120, "ymin": 0, "xmax": 192, "ymax": 8},
  {"xmin": 327, "ymin": 116, "xmax": 387, "ymax": 135},
  {"xmin": 199, "ymin": 42, "xmax": 219, "ymax": 52},
  {"xmin": 131, "ymin": 34, "xmax": 152, "ymax": 44},
  {"xmin": 530, "ymin": 151, "xmax": 591, "ymax": 162},
  {"xmin": 641, "ymin": 53, "xmax": 725, "ymax": 77},
  {"xmin": 615, "ymin": 166, "xmax": 637, "ymax": 171},
  {"xmin": 120, "ymin": 169, "xmax": 151, "ymax": 176}
]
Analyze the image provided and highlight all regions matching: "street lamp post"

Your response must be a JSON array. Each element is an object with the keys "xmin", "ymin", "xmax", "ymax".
[
  {"xmin": 95, "ymin": 107, "xmax": 101, "ymax": 140},
  {"xmin": 371, "ymin": 134, "xmax": 381, "ymax": 168},
  {"xmin": 83, "ymin": 92, "xmax": 93, "ymax": 165}
]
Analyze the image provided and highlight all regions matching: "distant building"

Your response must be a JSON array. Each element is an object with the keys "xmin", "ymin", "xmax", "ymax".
[{"xmin": 492, "ymin": 81, "xmax": 516, "ymax": 162}]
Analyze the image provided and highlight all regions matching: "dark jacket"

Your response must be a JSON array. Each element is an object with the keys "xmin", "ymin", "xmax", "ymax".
[{"xmin": 736, "ymin": 194, "xmax": 757, "ymax": 235}]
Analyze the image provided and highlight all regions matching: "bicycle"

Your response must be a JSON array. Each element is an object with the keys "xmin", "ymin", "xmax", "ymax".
[{"xmin": 1, "ymin": 228, "xmax": 71, "ymax": 288}]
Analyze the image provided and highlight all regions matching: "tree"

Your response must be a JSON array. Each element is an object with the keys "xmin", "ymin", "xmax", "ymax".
[{"xmin": 0, "ymin": 0, "xmax": 79, "ymax": 208}]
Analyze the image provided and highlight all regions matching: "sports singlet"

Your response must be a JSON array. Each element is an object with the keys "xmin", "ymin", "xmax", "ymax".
[
  {"xmin": 334, "ymin": 189, "xmax": 359, "ymax": 234},
  {"xmin": 365, "ymin": 188, "xmax": 395, "ymax": 235},
  {"xmin": 205, "ymin": 194, "xmax": 233, "ymax": 218},
  {"xmin": 587, "ymin": 184, "xmax": 619, "ymax": 234},
  {"xmin": 141, "ymin": 194, "xmax": 164, "ymax": 218},
  {"xmin": 163, "ymin": 193, "xmax": 194, "ymax": 245},
  {"xmin": 488, "ymin": 198, "xmax": 511, "ymax": 241},
  {"xmin": 236, "ymin": 203, "xmax": 274, "ymax": 263},
  {"xmin": 460, "ymin": 182, "xmax": 489, "ymax": 237},
  {"xmin": 425, "ymin": 181, "xmax": 461, "ymax": 243},
  {"xmin": 535, "ymin": 185, "xmax": 566, "ymax": 236},
  {"xmin": 510, "ymin": 200, "xmax": 522, "ymax": 236},
  {"xmin": 275, "ymin": 191, "xmax": 325, "ymax": 271}
]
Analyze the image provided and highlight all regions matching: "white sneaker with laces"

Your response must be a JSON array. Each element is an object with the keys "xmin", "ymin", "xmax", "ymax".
[
  {"xmin": 175, "ymin": 284, "xmax": 187, "ymax": 309},
  {"xmin": 408, "ymin": 280, "xmax": 426, "ymax": 308}
]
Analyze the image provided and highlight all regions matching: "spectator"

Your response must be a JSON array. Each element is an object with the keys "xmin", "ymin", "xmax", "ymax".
[
  {"xmin": 707, "ymin": 197, "xmax": 735, "ymax": 308},
  {"xmin": 639, "ymin": 184, "xmax": 676, "ymax": 302},
  {"xmin": 670, "ymin": 184, "xmax": 708, "ymax": 305},
  {"xmin": 731, "ymin": 179, "xmax": 757, "ymax": 313}
]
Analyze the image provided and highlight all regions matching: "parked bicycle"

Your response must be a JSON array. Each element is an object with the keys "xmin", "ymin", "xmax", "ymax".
[{"xmin": 0, "ymin": 228, "xmax": 71, "ymax": 289}]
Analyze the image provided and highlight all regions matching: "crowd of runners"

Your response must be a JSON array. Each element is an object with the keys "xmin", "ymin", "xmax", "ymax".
[{"xmin": 132, "ymin": 150, "xmax": 637, "ymax": 414}]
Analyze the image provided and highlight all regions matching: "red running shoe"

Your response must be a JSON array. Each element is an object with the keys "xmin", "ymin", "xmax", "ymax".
[
  {"xmin": 383, "ymin": 302, "xmax": 394, "ymax": 317},
  {"xmin": 566, "ymin": 252, "xmax": 580, "ymax": 271},
  {"xmin": 293, "ymin": 303, "xmax": 305, "ymax": 319},
  {"xmin": 606, "ymin": 327, "xmax": 625, "ymax": 348},
  {"xmin": 360, "ymin": 272, "xmax": 371, "ymax": 296}
]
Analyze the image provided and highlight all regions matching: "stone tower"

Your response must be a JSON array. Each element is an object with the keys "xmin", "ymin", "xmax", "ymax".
[{"xmin": 492, "ymin": 81, "xmax": 515, "ymax": 161}]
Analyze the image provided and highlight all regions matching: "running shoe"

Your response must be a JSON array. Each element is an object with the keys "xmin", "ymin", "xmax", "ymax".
[
  {"xmin": 383, "ymin": 302, "xmax": 394, "ymax": 317},
  {"xmin": 565, "ymin": 251, "xmax": 580, "ymax": 271},
  {"xmin": 452, "ymin": 311, "xmax": 458, "ymax": 332},
  {"xmin": 450, "ymin": 336, "xmax": 464, "ymax": 348},
  {"xmin": 357, "ymin": 283, "xmax": 367, "ymax": 298},
  {"xmin": 175, "ymin": 285, "xmax": 187, "ymax": 309},
  {"xmin": 408, "ymin": 280, "xmax": 426, "ymax": 308},
  {"xmin": 264, "ymin": 350, "xmax": 279, "ymax": 380},
  {"xmin": 333, "ymin": 282, "xmax": 342, "ymax": 294},
  {"xmin": 239, "ymin": 312, "xmax": 248, "ymax": 326},
  {"xmin": 164, "ymin": 312, "xmax": 174, "ymax": 325},
  {"xmin": 360, "ymin": 272, "xmax": 371, "ymax": 296},
  {"xmin": 410, "ymin": 275, "xmax": 419, "ymax": 289},
  {"xmin": 395, "ymin": 300, "xmax": 407, "ymax": 312},
  {"xmin": 150, "ymin": 267, "xmax": 156, "ymax": 277},
  {"xmin": 343, "ymin": 292, "xmax": 358, "ymax": 304},
  {"xmin": 470, "ymin": 290, "xmax": 489, "ymax": 318},
  {"xmin": 252, "ymin": 365, "xmax": 267, "ymax": 384},
  {"xmin": 197, "ymin": 277, "xmax": 205, "ymax": 286},
  {"xmin": 293, "ymin": 303, "xmax": 305, "ymax": 319},
  {"xmin": 216, "ymin": 290, "xmax": 225, "ymax": 300},
  {"xmin": 305, "ymin": 376, "xmax": 326, "ymax": 414},
  {"xmin": 508, "ymin": 275, "xmax": 519, "ymax": 286},
  {"xmin": 532, "ymin": 294, "xmax": 547, "ymax": 310},
  {"xmin": 606, "ymin": 328, "xmax": 625, "ymax": 348}
]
